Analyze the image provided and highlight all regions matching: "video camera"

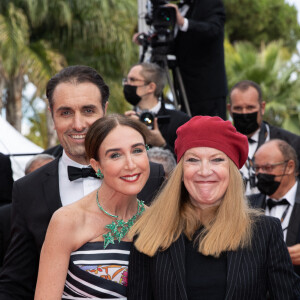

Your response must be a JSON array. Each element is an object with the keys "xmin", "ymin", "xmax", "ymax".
[{"xmin": 138, "ymin": 0, "xmax": 177, "ymax": 59}]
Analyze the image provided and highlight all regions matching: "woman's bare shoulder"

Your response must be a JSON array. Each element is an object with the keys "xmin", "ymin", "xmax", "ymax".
[{"xmin": 48, "ymin": 202, "xmax": 87, "ymax": 241}]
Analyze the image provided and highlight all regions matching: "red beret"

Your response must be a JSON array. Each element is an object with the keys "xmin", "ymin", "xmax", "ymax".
[{"xmin": 174, "ymin": 116, "xmax": 248, "ymax": 169}]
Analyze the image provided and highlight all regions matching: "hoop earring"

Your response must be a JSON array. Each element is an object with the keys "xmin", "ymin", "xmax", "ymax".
[{"xmin": 96, "ymin": 169, "xmax": 104, "ymax": 179}]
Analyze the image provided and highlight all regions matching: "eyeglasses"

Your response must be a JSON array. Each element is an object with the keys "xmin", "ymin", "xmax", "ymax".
[
  {"xmin": 253, "ymin": 160, "xmax": 288, "ymax": 173},
  {"xmin": 122, "ymin": 77, "xmax": 148, "ymax": 86}
]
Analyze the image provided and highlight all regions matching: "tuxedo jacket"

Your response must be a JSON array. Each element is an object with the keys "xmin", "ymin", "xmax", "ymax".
[
  {"xmin": 174, "ymin": 0, "xmax": 227, "ymax": 102},
  {"xmin": 0, "ymin": 157, "xmax": 164, "ymax": 300},
  {"xmin": 128, "ymin": 216, "xmax": 300, "ymax": 300},
  {"xmin": 0, "ymin": 153, "xmax": 13, "ymax": 206},
  {"xmin": 156, "ymin": 105, "xmax": 190, "ymax": 155},
  {"xmin": 0, "ymin": 204, "xmax": 11, "ymax": 268},
  {"xmin": 248, "ymin": 181, "xmax": 300, "ymax": 275}
]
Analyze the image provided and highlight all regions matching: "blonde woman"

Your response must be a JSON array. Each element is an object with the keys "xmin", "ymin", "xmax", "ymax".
[{"xmin": 128, "ymin": 116, "xmax": 300, "ymax": 300}]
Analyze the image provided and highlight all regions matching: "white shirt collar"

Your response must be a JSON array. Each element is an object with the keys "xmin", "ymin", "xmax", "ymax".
[
  {"xmin": 267, "ymin": 181, "xmax": 298, "ymax": 206},
  {"xmin": 61, "ymin": 150, "xmax": 90, "ymax": 168},
  {"xmin": 250, "ymin": 128, "xmax": 259, "ymax": 143},
  {"xmin": 59, "ymin": 150, "xmax": 100, "ymax": 206},
  {"xmin": 136, "ymin": 101, "xmax": 161, "ymax": 115}
]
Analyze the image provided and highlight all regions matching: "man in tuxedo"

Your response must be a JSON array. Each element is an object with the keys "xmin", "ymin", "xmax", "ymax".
[
  {"xmin": 249, "ymin": 139, "xmax": 300, "ymax": 275},
  {"xmin": 0, "ymin": 153, "xmax": 13, "ymax": 265},
  {"xmin": 0, "ymin": 154, "xmax": 55, "ymax": 269},
  {"xmin": 124, "ymin": 62, "xmax": 190, "ymax": 156},
  {"xmin": 227, "ymin": 80, "xmax": 300, "ymax": 195},
  {"xmin": 167, "ymin": 0, "xmax": 227, "ymax": 118},
  {"xmin": 0, "ymin": 153, "xmax": 13, "ymax": 206},
  {"xmin": 0, "ymin": 65, "xmax": 164, "ymax": 299}
]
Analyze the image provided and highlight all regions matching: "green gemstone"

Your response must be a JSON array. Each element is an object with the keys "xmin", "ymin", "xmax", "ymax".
[
  {"xmin": 117, "ymin": 219, "xmax": 125, "ymax": 227},
  {"xmin": 103, "ymin": 232, "xmax": 115, "ymax": 249},
  {"xmin": 97, "ymin": 197, "xmax": 145, "ymax": 249}
]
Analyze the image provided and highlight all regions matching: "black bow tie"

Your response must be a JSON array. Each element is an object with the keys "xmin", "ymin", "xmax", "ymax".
[
  {"xmin": 68, "ymin": 166, "xmax": 98, "ymax": 181},
  {"xmin": 267, "ymin": 198, "xmax": 289, "ymax": 211},
  {"xmin": 248, "ymin": 137, "xmax": 256, "ymax": 144}
]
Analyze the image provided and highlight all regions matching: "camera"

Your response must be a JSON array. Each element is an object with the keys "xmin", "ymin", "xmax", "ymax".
[
  {"xmin": 140, "ymin": 112, "xmax": 155, "ymax": 130},
  {"xmin": 140, "ymin": 111, "xmax": 171, "ymax": 130},
  {"xmin": 139, "ymin": 0, "xmax": 177, "ymax": 58}
]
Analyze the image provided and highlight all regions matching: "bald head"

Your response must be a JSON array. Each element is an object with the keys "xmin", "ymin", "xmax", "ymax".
[
  {"xmin": 25, "ymin": 154, "xmax": 55, "ymax": 175},
  {"xmin": 254, "ymin": 139, "xmax": 297, "ymax": 199}
]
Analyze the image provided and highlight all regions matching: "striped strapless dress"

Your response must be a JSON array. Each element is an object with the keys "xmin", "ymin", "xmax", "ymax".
[{"xmin": 62, "ymin": 241, "xmax": 131, "ymax": 299}]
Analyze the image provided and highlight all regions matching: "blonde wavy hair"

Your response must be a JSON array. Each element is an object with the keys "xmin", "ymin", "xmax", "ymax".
[{"xmin": 129, "ymin": 158, "xmax": 261, "ymax": 257}]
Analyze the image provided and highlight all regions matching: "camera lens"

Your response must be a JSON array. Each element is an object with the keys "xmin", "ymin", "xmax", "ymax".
[{"xmin": 140, "ymin": 112, "xmax": 155, "ymax": 130}]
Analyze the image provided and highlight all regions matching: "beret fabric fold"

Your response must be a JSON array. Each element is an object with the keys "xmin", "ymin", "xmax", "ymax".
[{"xmin": 174, "ymin": 116, "xmax": 248, "ymax": 169}]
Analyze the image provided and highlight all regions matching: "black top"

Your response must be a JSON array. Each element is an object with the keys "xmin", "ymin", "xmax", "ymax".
[{"xmin": 185, "ymin": 234, "xmax": 227, "ymax": 300}]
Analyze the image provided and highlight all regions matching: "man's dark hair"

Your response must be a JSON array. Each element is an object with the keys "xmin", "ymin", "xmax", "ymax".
[
  {"xmin": 133, "ymin": 62, "xmax": 166, "ymax": 98},
  {"xmin": 46, "ymin": 65, "xmax": 109, "ymax": 113},
  {"xmin": 229, "ymin": 80, "xmax": 263, "ymax": 104}
]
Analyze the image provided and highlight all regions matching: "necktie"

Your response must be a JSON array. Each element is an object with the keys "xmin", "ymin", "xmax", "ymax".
[
  {"xmin": 68, "ymin": 166, "xmax": 98, "ymax": 181},
  {"xmin": 267, "ymin": 198, "xmax": 289, "ymax": 211}
]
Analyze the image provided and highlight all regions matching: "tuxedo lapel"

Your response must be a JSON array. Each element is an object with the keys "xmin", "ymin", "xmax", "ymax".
[
  {"xmin": 286, "ymin": 181, "xmax": 300, "ymax": 246},
  {"xmin": 249, "ymin": 193, "xmax": 266, "ymax": 209},
  {"xmin": 169, "ymin": 235, "xmax": 188, "ymax": 300},
  {"xmin": 225, "ymin": 250, "xmax": 243, "ymax": 299},
  {"xmin": 42, "ymin": 158, "xmax": 62, "ymax": 216}
]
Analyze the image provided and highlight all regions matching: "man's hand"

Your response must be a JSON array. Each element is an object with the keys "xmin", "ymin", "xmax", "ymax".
[
  {"xmin": 288, "ymin": 244, "xmax": 300, "ymax": 265},
  {"xmin": 124, "ymin": 110, "xmax": 140, "ymax": 121},
  {"xmin": 132, "ymin": 32, "xmax": 145, "ymax": 46},
  {"xmin": 147, "ymin": 118, "xmax": 166, "ymax": 147},
  {"xmin": 165, "ymin": 3, "xmax": 185, "ymax": 27}
]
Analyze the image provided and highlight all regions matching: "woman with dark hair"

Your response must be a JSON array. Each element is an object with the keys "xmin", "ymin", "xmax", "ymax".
[
  {"xmin": 128, "ymin": 116, "xmax": 300, "ymax": 299},
  {"xmin": 35, "ymin": 114, "xmax": 150, "ymax": 299}
]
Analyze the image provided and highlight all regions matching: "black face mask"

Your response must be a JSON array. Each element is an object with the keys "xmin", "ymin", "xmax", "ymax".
[
  {"xmin": 256, "ymin": 173, "xmax": 281, "ymax": 196},
  {"xmin": 123, "ymin": 85, "xmax": 141, "ymax": 106},
  {"xmin": 232, "ymin": 112, "xmax": 259, "ymax": 135}
]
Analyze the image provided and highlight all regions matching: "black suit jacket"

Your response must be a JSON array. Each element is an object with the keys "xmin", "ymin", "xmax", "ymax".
[
  {"xmin": 0, "ymin": 204, "xmax": 11, "ymax": 269},
  {"xmin": 175, "ymin": 0, "xmax": 227, "ymax": 104},
  {"xmin": 0, "ymin": 153, "xmax": 13, "ymax": 206},
  {"xmin": 156, "ymin": 105, "xmax": 190, "ymax": 155},
  {"xmin": 128, "ymin": 216, "xmax": 300, "ymax": 300},
  {"xmin": 0, "ymin": 157, "xmax": 164, "ymax": 299},
  {"xmin": 248, "ymin": 181, "xmax": 300, "ymax": 275}
]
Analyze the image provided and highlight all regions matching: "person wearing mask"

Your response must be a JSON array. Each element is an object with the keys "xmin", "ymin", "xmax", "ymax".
[
  {"xmin": 123, "ymin": 62, "xmax": 190, "ymax": 156},
  {"xmin": 128, "ymin": 116, "xmax": 300, "ymax": 299},
  {"xmin": 249, "ymin": 139, "xmax": 300, "ymax": 276},
  {"xmin": 228, "ymin": 80, "xmax": 300, "ymax": 195}
]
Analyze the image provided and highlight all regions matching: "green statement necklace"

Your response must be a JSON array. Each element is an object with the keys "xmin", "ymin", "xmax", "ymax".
[{"xmin": 96, "ymin": 189, "xmax": 145, "ymax": 249}]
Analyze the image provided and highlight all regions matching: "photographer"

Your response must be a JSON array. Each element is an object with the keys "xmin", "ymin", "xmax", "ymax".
[
  {"xmin": 133, "ymin": 0, "xmax": 226, "ymax": 119},
  {"xmin": 123, "ymin": 62, "xmax": 190, "ymax": 156},
  {"xmin": 168, "ymin": 0, "xmax": 227, "ymax": 119}
]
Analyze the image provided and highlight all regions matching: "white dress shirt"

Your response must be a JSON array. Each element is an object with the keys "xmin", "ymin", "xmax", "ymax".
[
  {"xmin": 136, "ymin": 101, "xmax": 161, "ymax": 115},
  {"xmin": 242, "ymin": 125, "xmax": 270, "ymax": 195},
  {"xmin": 58, "ymin": 151, "xmax": 101, "ymax": 206},
  {"xmin": 265, "ymin": 181, "xmax": 298, "ymax": 241}
]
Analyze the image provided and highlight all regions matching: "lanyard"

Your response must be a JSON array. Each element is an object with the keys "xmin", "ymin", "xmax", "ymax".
[{"xmin": 281, "ymin": 204, "xmax": 291, "ymax": 232}]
